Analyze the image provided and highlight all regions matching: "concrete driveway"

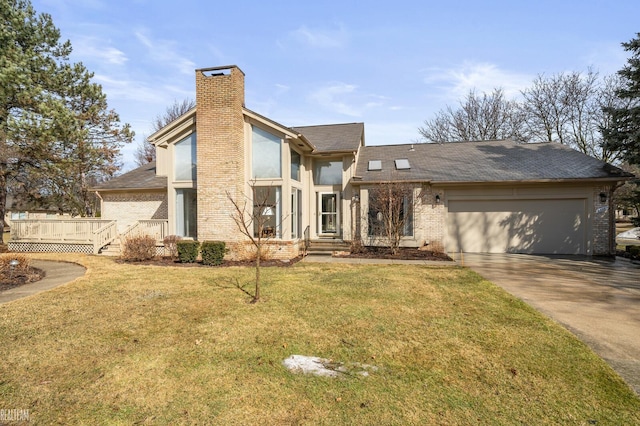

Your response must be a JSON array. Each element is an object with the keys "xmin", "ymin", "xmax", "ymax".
[{"xmin": 462, "ymin": 253, "xmax": 640, "ymax": 395}]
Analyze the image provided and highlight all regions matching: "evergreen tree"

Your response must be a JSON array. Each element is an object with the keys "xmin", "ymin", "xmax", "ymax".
[
  {"xmin": 603, "ymin": 33, "xmax": 640, "ymax": 165},
  {"xmin": 0, "ymin": 0, "xmax": 132, "ymax": 224}
]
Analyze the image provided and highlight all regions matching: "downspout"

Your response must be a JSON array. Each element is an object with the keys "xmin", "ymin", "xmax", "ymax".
[{"xmin": 95, "ymin": 191, "xmax": 103, "ymax": 219}]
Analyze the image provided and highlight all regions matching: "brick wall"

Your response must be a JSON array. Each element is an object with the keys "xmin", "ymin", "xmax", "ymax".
[
  {"xmin": 592, "ymin": 185, "xmax": 613, "ymax": 255},
  {"xmin": 195, "ymin": 66, "xmax": 246, "ymax": 243},
  {"xmin": 413, "ymin": 185, "xmax": 446, "ymax": 249},
  {"xmin": 102, "ymin": 191, "xmax": 167, "ymax": 232}
]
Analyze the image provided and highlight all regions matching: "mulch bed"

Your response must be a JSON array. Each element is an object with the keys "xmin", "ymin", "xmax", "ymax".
[
  {"xmin": 118, "ymin": 247, "xmax": 453, "ymax": 266},
  {"xmin": 117, "ymin": 256, "xmax": 304, "ymax": 267},
  {"xmin": 336, "ymin": 247, "xmax": 453, "ymax": 261},
  {"xmin": 0, "ymin": 267, "xmax": 45, "ymax": 292}
]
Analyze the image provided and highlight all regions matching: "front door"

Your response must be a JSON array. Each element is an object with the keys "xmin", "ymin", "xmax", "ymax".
[{"xmin": 318, "ymin": 192, "xmax": 340, "ymax": 236}]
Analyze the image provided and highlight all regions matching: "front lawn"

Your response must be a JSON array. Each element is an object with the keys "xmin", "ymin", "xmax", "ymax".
[{"xmin": 0, "ymin": 254, "xmax": 638, "ymax": 424}]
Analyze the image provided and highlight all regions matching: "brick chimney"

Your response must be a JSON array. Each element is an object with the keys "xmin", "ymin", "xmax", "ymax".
[{"xmin": 195, "ymin": 65, "xmax": 245, "ymax": 242}]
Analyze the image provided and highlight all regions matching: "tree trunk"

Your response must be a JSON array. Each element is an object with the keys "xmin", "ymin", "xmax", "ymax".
[
  {"xmin": 0, "ymin": 171, "xmax": 7, "ymax": 232},
  {"xmin": 253, "ymin": 246, "xmax": 261, "ymax": 303}
]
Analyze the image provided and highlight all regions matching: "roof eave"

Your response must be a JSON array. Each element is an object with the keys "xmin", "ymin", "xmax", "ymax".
[
  {"xmin": 433, "ymin": 176, "xmax": 633, "ymax": 186},
  {"xmin": 92, "ymin": 186, "xmax": 167, "ymax": 193},
  {"xmin": 148, "ymin": 108, "xmax": 197, "ymax": 146},
  {"xmin": 243, "ymin": 108, "xmax": 316, "ymax": 151}
]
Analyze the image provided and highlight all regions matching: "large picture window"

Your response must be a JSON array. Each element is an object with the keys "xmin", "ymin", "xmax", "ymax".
[
  {"xmin": 252, "ymin": 126, "xmax": 281, "ymax": 178},
  {"xmin": 175, "ymin": 133, "xmax": 197, "ymax": 181},
  {"xmin": 368, "ymin": 189, "xmax": 413, "ymax": 237},
  {"xmin": 253, "ymin": 186, "xmax": 281, "ymax": 238},
  {"xmin": 313, "ymin": 160, "xmax": 342, "ymax": 185}
]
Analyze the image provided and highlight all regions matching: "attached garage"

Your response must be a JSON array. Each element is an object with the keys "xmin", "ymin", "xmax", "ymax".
[
  {"xmin": 446, "ymin": 197, "xmax": 588, "ymax": 254},
  {"xmin": 355, "ymin": 140, "xmax": 632, "ymax": 257}
]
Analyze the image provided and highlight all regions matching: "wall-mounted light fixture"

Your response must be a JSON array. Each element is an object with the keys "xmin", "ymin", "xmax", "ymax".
[
  {"xmin": 435, "ymin": 194, "xmax": 441, "ymax": 204},
  {"xmin": 352, "ymin": 194, "xmax": 360, "ymax": 203},
  {"xmin": 599, "ymin": 192, "xmax": 607, "ymax": 203}
]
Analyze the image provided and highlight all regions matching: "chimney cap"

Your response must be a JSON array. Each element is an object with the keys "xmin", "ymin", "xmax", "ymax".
[{"xmin": 196, "ymin": 65, "xmax": 245, "ymax": 76}]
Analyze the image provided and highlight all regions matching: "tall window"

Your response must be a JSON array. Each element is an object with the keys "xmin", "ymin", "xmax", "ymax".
[
  {"xmin": 253, "ymin": 186, "xmax": 281, "ymax": 238},
  {"xmin": 176, "ymin": 189, "xmax": 197, "ymax": 238},
  {"xmin": 252, "ymin": 126, "xmax": 281, "ymax": 178},
  {"xmin": 291, "ymin": 188, "xmax": 302, "ymax": 239},
  {"xmin": 313, "ymin": 160, "xmax": 342, "ymax": 185},
  {"xmin": 175, "ymin": 133, "xmax": 197, "ymax": 181},
  {"xmin": 291, "ymin": 149, "xmax": 301, "ymax": 181}
]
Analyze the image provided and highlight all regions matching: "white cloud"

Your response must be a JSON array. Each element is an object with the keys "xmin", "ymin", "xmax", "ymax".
[
  {"xmin": 275, "ymin": 84, "xmax": 290, "ymax": 95},
  {"xmin": 308, "ymin": 83, "xmax": 393, "ymax": 117},
  {"xmin": 134, "ymin": 29, "xmax": 196, "ymax": 76},
  {"xmin": 289, "ymin": 24, "xmax": 348, "ymax": 49},
  {"xmin": 70, "ymin": 35, "xmax": 128, "ymax": 65},
  {"xmin": 93, "ymin": 74, "xmax": 192, "ymax": 106},
  {"xmin": 423, "ymin": 62, "xmax": 533, "ymax": 101},
  {"xmin": 309, "ymin": 83, "xmax": 360, "ymax": 117}
]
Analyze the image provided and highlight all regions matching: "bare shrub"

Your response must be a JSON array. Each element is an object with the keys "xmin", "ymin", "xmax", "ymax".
[
  {"xmin": 428, "ymin": 241, "xmax": 445, "ymax": 254},
  {"xmin": 122, "ymin": 234, "xmax": 157, "ymax": 262},
  {"xmin": 163, "ymin": 235, "xmax": 182, "ymax": 259},
  {"xmin": 350, "ymin": 239, "xmax": 366, "ymax": 254}
]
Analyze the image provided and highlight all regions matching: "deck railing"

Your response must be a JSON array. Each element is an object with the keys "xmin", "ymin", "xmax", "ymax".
[
  {"xmin": 10, "ymin": 219, "xmax": 114, "ymax": 243},
  {"xmin": 92, "ymin": 221, "xmax": 119, "ymax": 254},
  {"xmin": 10, "ymin": 219, "xmax": 169, "ymax": 255},
  {"xmin": 119, "ymin": 220, "xmax": 169, "ymax": 242}
]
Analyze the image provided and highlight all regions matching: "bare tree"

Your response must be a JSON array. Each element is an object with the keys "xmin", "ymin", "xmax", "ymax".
[
  {"xmin": 419, "ymin": 88, "xmax": 527, "ymax": 143},
  {"xmin": 135, "ymin": 99, "xmax": 196, "ymax": 166},
  {"xmin": 521, "ymin": 69, "xmax": 624, "ymax": 162},
  {"xmin": 226, "ymin": 184, "xmax": 279, "ymax": 303},
  {"xmin": 367, "ymin": 182, "xmax": 416, "ymax": 255},
  {"xmin": 419, "ymin": 71, "xmax": 626, "ymax": 163}
]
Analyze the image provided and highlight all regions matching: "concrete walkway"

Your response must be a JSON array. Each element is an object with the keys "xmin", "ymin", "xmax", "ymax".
[
  {"xmin": 0, "ymin": 260, "xmax": 86, "ymax": 304},
  {"xmin": 461, "ymin": 253, "xmax": 640, "ymax": 395}
]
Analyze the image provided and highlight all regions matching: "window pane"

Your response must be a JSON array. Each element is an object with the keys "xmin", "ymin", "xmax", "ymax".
[
  {"xmin": 291, "ymin": 188, "xmax": 302, "ymax": 239},
  {"xmin": 253, "ymin": 186, "xmax": 281, "ymax": 238},
  {"xmin": 291, "ymin": 149, "xmax": 301, "ymax": 181},
  {"xmin": 252, "ymin": 126, "xmax": 281, "ymax": 178},
  {"xmin": 314, "ymin": 160, "xmax": 342, "ymax": 185},
  {"xmin": 176, "ymin": 189, "xmax": 197, "ymax": 238},
  {"xmin": 175, "ymin": 133, "xmax": 197, "ymax": 181}
]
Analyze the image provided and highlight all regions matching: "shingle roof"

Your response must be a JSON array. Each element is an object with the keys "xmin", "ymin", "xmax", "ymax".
[
  {"xmin": 293, "ymin": 123, "xmax": 364, "ymax": 153},
  {"xmin": 93, "ymin": 162, "xmax": 167, "ymax": 191},
  {"xmin": 355, "ymin": 140, "xmax": 631, "ymax": 183}
]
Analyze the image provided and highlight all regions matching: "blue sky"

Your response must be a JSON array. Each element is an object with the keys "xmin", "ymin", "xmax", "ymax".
[{"xmin": 32, "ymin": 0, "xmax": 638, "ymax": 171}]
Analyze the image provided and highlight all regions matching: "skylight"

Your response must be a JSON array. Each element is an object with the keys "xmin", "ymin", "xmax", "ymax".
[
  {"xmin": 395, "ymin": 159, "xmax": 410, "ymax": 170},
  {"xmin": 368, "ymin": 160, "xmax": 382, "ymax": 171}
]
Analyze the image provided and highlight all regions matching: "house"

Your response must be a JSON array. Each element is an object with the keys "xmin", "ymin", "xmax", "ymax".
[
  {"xmin": 10, "ymin": 65, "xmax": 631, "ymax": 257},
  {"xmin": 4, "ymin": 195, "xmax": 71, "ymax": 229}
]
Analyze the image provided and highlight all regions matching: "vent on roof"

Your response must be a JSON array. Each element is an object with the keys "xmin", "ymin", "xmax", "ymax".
[
  {"xmin": 368, "ymin": 160, "xmax": 382, "ymax": 171},
  {"xmin": 395, "ymin": 159, "xmax": 410, "ymax": 170}
]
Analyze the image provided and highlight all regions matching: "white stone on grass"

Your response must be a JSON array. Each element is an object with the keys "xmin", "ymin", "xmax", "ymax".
[{"xmin": 282, "ymin": 354, "xmax": 378, "ymax": 378}]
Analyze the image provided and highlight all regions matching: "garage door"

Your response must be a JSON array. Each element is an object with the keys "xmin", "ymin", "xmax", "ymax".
[{"xmin": 447, "ymin": 199, "xmax": 587, "ymax": 254}]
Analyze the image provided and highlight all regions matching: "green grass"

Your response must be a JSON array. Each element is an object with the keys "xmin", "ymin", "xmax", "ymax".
[{"xmin": 0, "ymin": 254, "xmax": 638, "ymax": 425}]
